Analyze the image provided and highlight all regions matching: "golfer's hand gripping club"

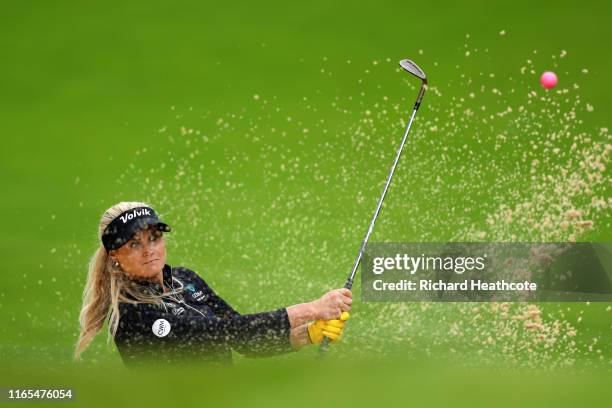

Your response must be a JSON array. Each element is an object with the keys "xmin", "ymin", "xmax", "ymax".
[
  {"xmin": 319, "ymin": 280, "xmax": 353, "ymax": 352},
  {"xmin": 308, "ymin": 312, "xmax": 350, "ymax": 344}
]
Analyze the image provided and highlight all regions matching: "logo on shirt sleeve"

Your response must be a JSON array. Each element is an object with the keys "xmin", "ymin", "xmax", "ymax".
[
  {"xmin": 192, "ymin": 290, "xmax": 206, "ymax": 302},
  {"xmin": 152, "ymin": 319, "xmax": 171, "ymax": 337}
]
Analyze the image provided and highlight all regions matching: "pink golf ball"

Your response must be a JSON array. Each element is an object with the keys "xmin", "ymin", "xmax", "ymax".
[{"xmin": 540, "ymin": 71, "xmax": 558, "ymax": 89}]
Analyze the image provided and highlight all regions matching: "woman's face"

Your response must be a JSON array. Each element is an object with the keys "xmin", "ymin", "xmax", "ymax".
[{"xmin": 109, "ymin": 226, "xmax": 167, "ymax": 282}]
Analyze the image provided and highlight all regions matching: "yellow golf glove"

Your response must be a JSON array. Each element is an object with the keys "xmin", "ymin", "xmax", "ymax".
[{"xmin": 307, "ymin": 312, "xmax": 350, "ymax": 344}]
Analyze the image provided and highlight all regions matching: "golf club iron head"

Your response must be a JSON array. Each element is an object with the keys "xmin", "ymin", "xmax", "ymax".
[
  {"xmin": 399, "ymin": 58, "xmax": 428, "ymax": 109},
  {"xmin": 399, "ymin": 59, "xmax": 427, "ymax": 82}
]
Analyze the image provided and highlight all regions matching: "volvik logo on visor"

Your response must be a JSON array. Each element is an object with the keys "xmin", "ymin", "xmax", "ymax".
[
  {"xmin": 119, "ymin": 208, "xmax": 151, "ymax": 224},
  {"xmin": 101, "ymin": 206, "xmax": 171, "ymax": 252}
]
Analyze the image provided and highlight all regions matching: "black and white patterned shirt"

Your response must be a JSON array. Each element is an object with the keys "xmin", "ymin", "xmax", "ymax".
[{"xmin": 113, "ymin": 264, "xmax": 293, "ymax": 365}]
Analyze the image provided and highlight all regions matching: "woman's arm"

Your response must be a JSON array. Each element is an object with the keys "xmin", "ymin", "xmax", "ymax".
[
  {"xmin": 115, "ymin": 294, "xmax": 352, "ymax": 361},
  {"xmin": 184, "ymin": 267, "xmax": 352, "ymax": 327},
  {"xmin": 177, "ymin": 269, "xmax": 352, "ymax": 354}
]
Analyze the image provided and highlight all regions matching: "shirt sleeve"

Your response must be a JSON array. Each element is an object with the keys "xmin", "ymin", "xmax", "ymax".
[{"xmin": 181, "ymin": 268, "xmax": 295, "ymax": 357}]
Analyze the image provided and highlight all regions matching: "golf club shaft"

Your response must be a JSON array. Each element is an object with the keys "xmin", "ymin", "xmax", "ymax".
[
  {"xmin": 319, "ymin": 84, "xmax": 425, "ymax": 354},
  {"xmin": 344, "ymin": 105, "xmax": 419, "ymax": 290}
]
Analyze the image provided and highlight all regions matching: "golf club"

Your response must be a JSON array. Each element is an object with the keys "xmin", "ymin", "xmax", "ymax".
[{"xmin": 320, "ymin": 58, "xmax": 428, "ymax": 354}]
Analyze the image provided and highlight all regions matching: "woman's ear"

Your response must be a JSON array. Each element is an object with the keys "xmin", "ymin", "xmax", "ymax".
[{"xmin": 108, "ymin": 250, "xmax": 119, "ymax": 265}]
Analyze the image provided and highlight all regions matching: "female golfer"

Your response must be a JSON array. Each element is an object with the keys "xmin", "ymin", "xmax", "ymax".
[{"xmin": 75, "ymin": 201, "xmax": 351, "ymax": 364}]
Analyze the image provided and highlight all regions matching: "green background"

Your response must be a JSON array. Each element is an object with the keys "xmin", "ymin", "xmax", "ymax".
[{"xmin": 1, "ymin": 1, "xmax": 611, "ymax": 406}]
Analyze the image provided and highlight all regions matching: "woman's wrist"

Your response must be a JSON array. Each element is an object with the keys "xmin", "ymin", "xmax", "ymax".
[
  {"xmin": 289, "ymin": 324, "xmax": 311, "ymax": 350},
  {"xmin": 286, "ymin": 302, "xmax": 317, "ymax": 328}
]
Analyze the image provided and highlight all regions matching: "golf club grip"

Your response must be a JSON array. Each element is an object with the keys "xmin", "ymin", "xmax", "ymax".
[{"xmin": 319, "ymin": 336, "xmax": 331, "ymax": 354}]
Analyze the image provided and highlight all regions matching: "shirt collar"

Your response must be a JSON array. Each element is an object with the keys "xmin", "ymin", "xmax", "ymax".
[
  {"xmin": 162, "ymin": 263, "xmax": 173, "ymax": 286},
  {"xmin": 139, "ymin": 264, "xmax": 173, "ymax": 292}
]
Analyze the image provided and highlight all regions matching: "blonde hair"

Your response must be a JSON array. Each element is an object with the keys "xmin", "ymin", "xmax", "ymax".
[{"xmin": 74, "ymin": 201, "xmax": 179, "ymax": 360}]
